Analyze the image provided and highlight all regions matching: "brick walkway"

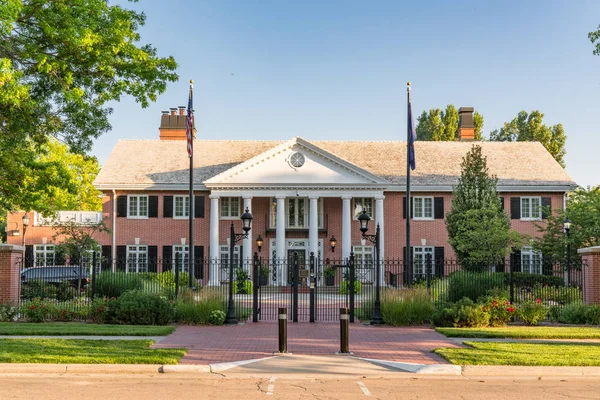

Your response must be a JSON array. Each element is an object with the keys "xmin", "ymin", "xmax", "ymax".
[{"xmin": 152, "ymin": 323, "xmax": 460, "ymax": 365}]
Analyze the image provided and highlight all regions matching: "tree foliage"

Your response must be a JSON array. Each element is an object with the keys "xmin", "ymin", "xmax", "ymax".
[
  {"xmin": 446, "ymin": 145, "xmax": 521, "ymax": 270},
  {"xmin": 534, "ymin": 187, "xmax": 600, "ymax": 263},
  {"xmin": 52, "ymin": 217, "xmax": 109, "ymax": 264},
  {"xmin": 589, "ymin": 24, "xmax": 600, "ymax": 56},
  {"xmin": 489, "ymin": 111, "xmax": 566, "ymax": 167},
  {"xmin": 0, "ymin": 0, "xmax": 178, "ymax": 212},
  {"xmin": 416, "ymin": 104, "xmax": 484, "ymax": 141}
]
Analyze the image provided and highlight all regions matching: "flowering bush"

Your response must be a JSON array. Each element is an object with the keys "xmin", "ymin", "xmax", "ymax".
[
  {"xmin": 479, "ymin": 295, "xmax": 515, "ymax": 327},
  {"xmin": 517, "ymin": 298, "xmax": 549, "ymax": 326},
  {"xmin": 21, "ymin": 298, "xmax": 52, "ymax": 323},
  {"xmin": 87, "ymin": 297, "xmax": 110, "ymax": 323}
]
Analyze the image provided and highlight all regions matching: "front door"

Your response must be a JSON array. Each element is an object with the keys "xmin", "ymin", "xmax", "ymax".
[{"xmin": 287, "ymin": 249, "xmax": 306, "ymax": 284}]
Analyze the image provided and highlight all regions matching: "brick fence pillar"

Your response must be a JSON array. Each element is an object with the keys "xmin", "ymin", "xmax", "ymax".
[
  {"xmin": 0, "ymin": 244, "xmax": 24, "ymax": 305},
  {"xmin": 578, "ymin": 246, "xmax": 600, "ymax": 305}
]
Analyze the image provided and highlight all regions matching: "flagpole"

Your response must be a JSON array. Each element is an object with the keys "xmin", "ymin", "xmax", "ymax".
[
  {"xmin": 188, "ymin": 80, "xmax": 195, "ymax": 288},
  {"xmin": 406, "ymin": 82, "xmax": 412, "ymax": 288}
]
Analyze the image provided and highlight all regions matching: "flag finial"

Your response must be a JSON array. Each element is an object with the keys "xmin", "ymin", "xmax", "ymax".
[{"xmin": 407, "ymin": 82, "xmax": 411, "ymax": 92}]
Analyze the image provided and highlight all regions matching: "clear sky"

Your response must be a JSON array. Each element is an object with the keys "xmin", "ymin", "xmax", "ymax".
[{"xmin": 94, "ymin": 0, "xmax": 600, "ymax": 188}]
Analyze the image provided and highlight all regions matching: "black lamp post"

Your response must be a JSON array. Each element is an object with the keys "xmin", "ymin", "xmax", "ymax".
[
  {"xmin": 564, "ymin": 217, "xmax": 571, "ymax": 285},
  {"xmin": 225, "ymin": 207, "xmax": 253, "ymax": 325},
  {"xmin": 22, "ymin": 214, "xmax": 30, "ymax": 247},
  {"xmin": 329, "ymin": 236, "xmax": 337, "ymax": 253},
  {"xmin": 358, "ymin": 210, "xmax": 383, "ymax": 325}
]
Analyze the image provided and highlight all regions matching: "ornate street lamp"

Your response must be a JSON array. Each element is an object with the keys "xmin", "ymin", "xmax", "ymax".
[
  {"xmin": 564, "ymin": 217, "xmax": 571, "ymax": 285},
  {"xmin": 329, "ymin": 236, "xmax": 337, "ymax": 252},
  {"xmin": 225, "ymin": 208, "xmax": 253, "ymax": 324},
  {"xmin": 22, "ymin": 213, "xmax": 30, "ymax": 247},
  {"xmin": 357, "ymin": 210, "xmax": 383, "ymax": 325}
]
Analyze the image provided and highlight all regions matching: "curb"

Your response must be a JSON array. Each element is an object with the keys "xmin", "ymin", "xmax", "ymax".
[
  {"xmin": 159, "ymin": 357, "xmax": 275, "ymax": 374},
  {"xmin": 462, "ymin": 365, "xmax": 600, "ymax": 377},
  {"xmin": 0, "ymin": 364, "xmax": 162, "ymax": 374},
  {"xmin": 356, "ymin": 358, "xmax": 462, "ymax": 375}
]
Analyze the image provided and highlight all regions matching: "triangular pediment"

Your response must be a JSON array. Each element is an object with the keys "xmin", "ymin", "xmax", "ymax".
[{"xmin": 204, "ymin": 137, "xmax": 389, "ymax": 188}]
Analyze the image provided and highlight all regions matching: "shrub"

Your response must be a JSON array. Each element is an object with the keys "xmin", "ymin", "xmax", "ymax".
[
  {"xmin": 339, "ymin": 280, "xmax": 362, "ymax": 295},
  {"xmin": 447, "ymin": 271, "xmax": 505, "ymax": 303},
  {"xmin": 381, "ymin": 289, "xmax": 434, "ymax": 326},
  {"xmin": 451, "ymin": 297, "xmax": 490, "ymax": 327},
  {"xmin": 50, "ymin": 306, "xmax": 77, "ymax": 322},
  {"xmin": 504, "ymin": 272, "xmax": 564, "ymax": 289},
  {"xmin": 94, "ymin": 272, "xmax": 143, "ymax": 298},
  {"xmin": 174, "ymin": 289, "xmax": 225, "ymax": 325},
  {"xmin": 355, "ymin": 296, "xmax": 374, "ymax": 322},
  {"xmin": 558, "ymin": 303, "xmax": 600, "ymax": 325},
  {"xmin": 87, "ymin": 297, "xmax": 110, "ymax": 323},
  {"xmin": 0, "ymin": 302, "xmax": 18, "ymax": 322},
  {"xmin": 517, "ymin": 298, "xmax": 548, "ymax": 326},
  {"xmin": 478, "ymin": 293, "xmax": 515, "ymax": 327},
  {"xmin": 432, "ymin": 304, "xmax": 455, "ymax": 327},
  {"xmin": 531, "ymin": 283, "xmax": 582, "ymax": 305},
  {"xmin": 20, "ymin": 298, "xmax": 53, "ymax": 323},
  {"xmin": 21, "ymin": 279, "xmax": 57, "ymax": 300},
  {"xmin": 55, "ymin": 281, "xmax": 78, "ymax": 302},
  {"xmin": 233, "ymin": 280, "xmax": 253, "ymax": 295},
  {"xmin": 106, "ymin": 290, "xmax": 174, "ymax": 325},
  {"xmin": 208, "ymin": 310, "xmax": 226, "ymax": 325},
  {"xmin": 141, "ymin": 272, "xmax": 191, "ymax": 299}
]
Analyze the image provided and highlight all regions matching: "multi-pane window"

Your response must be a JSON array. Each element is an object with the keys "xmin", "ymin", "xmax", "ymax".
[
  {"xmin": 413, "ymin": 246, "xmax": 434, "ymax": 275},
  {"xmin": 521, "ymin": 197, "xmax": 541, "ymax": 220},
  {"xmin": 521, "ymin": 247, "xmax": 542, "ymax": 274},
  {"xmin": 353, "ymin": 246, "xmax": 374, "ymax": 283},
  {"xmin": 128, "ymin": 195, "xmax": 148, "ymax": 218},
  {"xmin": 34, "ymin": 245, "xmax": 55, "ymax": 267},
  {"xmin": 126, "ymin": 245, "xmax": 147, "ymax": 273},
  {"xmin": 173, "ymin": 245, "xmax": 189, "ymax": 272},
  {"xmin": 269, "ymin": 198, "xmax": 323, "ymax": 228},
  {"xmin": 174, "ymin": 196, "xmax": 190, "ymax": 218},
  {"xmin": 220, "ymin": 197, "xmax": 240, "ymax": 218},
  {"xmin": 288, "ymin": 198, "xmax": 305, "ymax": 228},
  {"xmin": 220, "ymin": 245, "xmax": 240, "ymax": 282},
  {"xmin": 413, "ymin": 197, "xmax": 434, "ymax": 220},
  {"xmin": 353, "ymin": 198, "xmax": 373, "ymax": 219}
]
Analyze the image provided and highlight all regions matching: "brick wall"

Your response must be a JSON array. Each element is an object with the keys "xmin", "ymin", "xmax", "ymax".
[
  {"xmin": 0, "ymin": 244, "xmax": 23, "ymax": 305},
  {"xmin": 578, "ymin": 246, "xmax": 600, "ymax": 305}
]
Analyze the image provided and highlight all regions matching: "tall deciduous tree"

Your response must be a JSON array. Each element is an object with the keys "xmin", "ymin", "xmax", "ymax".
[
  {"xmin": 589, "ymin": 24, "xmax": 600, "ymax": 55},
  {"xmin": 0, "ymin": 0, "xmax": 178, "ymax": 212},
  {"xmin": 446, "ymin": 145, "xmax": 521, "ymax": 271},
  {"xmin": 489, "ymin": 111, "xmax": 566, "ymax": 167},
  {"xmin": 416, "ymin": 104, "xmax": 484, "ymax": 141}
]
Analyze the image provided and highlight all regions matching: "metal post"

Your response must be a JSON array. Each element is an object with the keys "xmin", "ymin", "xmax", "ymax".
[
  {"xmin": 339, "ymin": 307, "xmax": 350, "ymax": 354},
  {"xmin": 278, "ymin": 307, "xmax": 287, "ymax": 353},
  {"xmin": 91, "ymin": 252, "xmax": 97, "ymax": 299},
  {"xmin": 509, "ymin": 253, "xmax": 514, "ymax": 305},
  {"xmin": 253, "ymin": 252, "xmax": 259, "ymax": 322},
  {"xmin": 370, "ymin": 224, "xmax": 383, "ymax": 325},
  {"xmin": 292, "ymin": 252, "xmax": 299, "ymax": 323},
  {"xmin": 426, "ymin": 252, "xmax": 431, "ymax": 296},
  {"xmin": 225, "ymin": 223, "xmax": 238, "ymax": 324},
  {"xmin": 175, "ymin": 252, "xmax": 180, "ymax": 299},
  {"xmin": 567, "ymin": 230, "xmax": 571, "ymax": 286},
  {"xmin": 349, "ymin": 253, "xmax": 355, "ymax": 323},
  {"xmin": 309, "ymin": 252, "xmax": 315, "ymax": 323}
]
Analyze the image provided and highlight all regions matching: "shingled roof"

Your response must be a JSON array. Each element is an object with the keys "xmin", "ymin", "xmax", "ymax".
[{"xmin": 94, "ymin": 139, "xmax": 575, "ymax": 191}]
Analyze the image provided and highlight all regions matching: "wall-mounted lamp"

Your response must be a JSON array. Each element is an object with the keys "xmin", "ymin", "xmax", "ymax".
[
  {"xmin": 256, "ymin": 235, "xmax": 263, "ymax": 252},
  {"xmin": 329, "ymin": 235, "xmax": 337, "ymax": 252}
]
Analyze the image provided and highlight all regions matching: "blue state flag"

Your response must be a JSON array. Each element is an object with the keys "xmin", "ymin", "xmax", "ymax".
[{"xmin": 408, "ymin": 101, "xmax": 416, "ymax": 170}]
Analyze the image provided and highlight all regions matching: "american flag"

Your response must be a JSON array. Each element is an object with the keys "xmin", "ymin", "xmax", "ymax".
[{"xmin": 186, "ymin": 83, "xmax": 194, "ymax": 158}]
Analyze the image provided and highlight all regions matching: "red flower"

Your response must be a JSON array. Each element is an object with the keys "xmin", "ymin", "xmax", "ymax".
[
  {"xmin": 536, "ymin": 298, "xmax": 542, "ymax": 304},
  {"xmin": 492, "ymin": 300, "xmax": 498, "ymax": 306},
  {"xmin": 507, "ymin": 307, "xmax": 515, "ymax": 313}
]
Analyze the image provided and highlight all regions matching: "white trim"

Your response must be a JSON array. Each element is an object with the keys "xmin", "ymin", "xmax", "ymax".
[
  {"xmin": 127, "ymin": 195, "xmax": 149, "ymax": 219},
  {"xmin": 353, "ymin": 197, "xmax": 373, "ymax": 220},
  {"xmin": 412, "ymin": 196, "xmax": 434, "ymax": 221},
  {"xmin": 520, "ymin": 196, "xmax": 542, "ymax": 221},
  {"xmin": 173, "ymin": 195, "xmax": 190, "ymax": 219}
]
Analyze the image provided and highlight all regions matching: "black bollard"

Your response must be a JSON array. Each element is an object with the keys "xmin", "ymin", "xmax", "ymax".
[
  {"xmin": 340, "ymin": 307, "xmax": 349, "ymax": 354},
  {"xmin": 278, "ymin": 307, "xmax": 287, "ymax": 353}
]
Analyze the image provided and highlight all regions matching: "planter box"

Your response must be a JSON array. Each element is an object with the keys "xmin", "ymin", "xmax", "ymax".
[
  {"xmin": 325, "ymin": 276, "xmax": 335, "ymax": 286},
  {"xmin": 259, "ymin": 275, "xmax": 268, "ymax": 286}
]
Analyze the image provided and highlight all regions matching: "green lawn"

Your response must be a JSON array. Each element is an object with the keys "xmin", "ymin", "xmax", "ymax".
[
  {"xmin": 0, "ymin": 323, "xmax": 175, "ymax": 336},
  {"xmin": 436, "ymin": 326, "xmax": 600, "ymax": 339},
  {"xmin": 435, "ymin": 341, "xmax": 600, "ymax": 366},
  {"xmin": 0, "ymin": 339, "xmax": 186, "ymax": 364}
]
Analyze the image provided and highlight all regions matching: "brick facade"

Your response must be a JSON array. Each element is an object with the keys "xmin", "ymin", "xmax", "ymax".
[
  {"xmin": 0, "ymin": 244, "xmax": 24, "ymax": 305},
  {"xmin": 578, "ymin": 246, "xmax": 600, "ymax": 305}
]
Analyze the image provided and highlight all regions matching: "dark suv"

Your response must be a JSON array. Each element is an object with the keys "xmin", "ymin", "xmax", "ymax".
[{"xmin": 21, "ymin": 266, "xmax": 90, "ymax": 288}]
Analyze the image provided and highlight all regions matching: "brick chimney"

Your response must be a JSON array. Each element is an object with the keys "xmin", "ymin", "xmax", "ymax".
[
  {"xmin": 159, "ymin": 106, "xmax": 195, "ymax": 140},
  {"xmin": 458, "ymin": 107, "xmax": 475, "ymax": 141}
]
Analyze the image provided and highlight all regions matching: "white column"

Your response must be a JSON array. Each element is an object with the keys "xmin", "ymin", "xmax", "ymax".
[
  {"xmin": 309, "ymin": 196, "xmax": 319, "ymax": 259},
  {"xmin": 243, "ymin": 196, "xmax": 253, "ymax": 275},
  {"xmin": 276, "ymin": 195, "xmax": 286, "ymax": 285},
  {"xmin": 341, "ymin": 196, "xmax": 352, "ymax": 262},
  {"xmin": 209, "ymin": 195, "xmax": 220, "ymax": 286},
  {"xmin": 375, "ymin": 195, "xmax": 385, "ymax": 286}
]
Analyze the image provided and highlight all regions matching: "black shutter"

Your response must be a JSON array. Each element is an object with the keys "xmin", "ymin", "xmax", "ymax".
[
  {"xmin": 403, "ymin": 197, "xmax": 406, "ymax": 219},
  {"xmin": 434, "ymin": 197, "xmax": 444, "ymax": 219},
  {"xmin": 541, "ymin": 197, "xmax": 551, "ymax": 219},
  {"xmin": 25, "ymin": 245, "xmax": 33, "ymax": 268},
  {"xmin": 148, "ymin": 196, "xmax": 158, "ymax": 218},
  {"xmin": 163, "ymin": 196, "xmax": 173, "ymax": 218},
  {"xmin": 117, "ymin": 196, "xmax": 127, "ymax": 217},
  {"xmin": 541, "ymin": 251, "xmax": 552, "ymax": 276},
  {"xmin": 116, "ymin": 245, "xmax": 127, "ymax": 271},
  {"xmin": 162, "ymin": 246, "xmax": 173, "ymax": 273},
  {"xmin": 194, "ymin": 246, "xmax": 204, "ymax": 280},
  {"xmin": 510, "ymin": 197, "xmax": 520, "ymax": 220},
  {"xmin": 101, "ymin": 245, "xmax": 112, "ymax": 271},
  {"xmin": 510, "ymin": 249, "xmax": 522, "ymax": 273},
  {"xmin": 434, "ymin": 247, "xmax": 445, "ymax": 277},
  {"xmin": 499, "ymin": 197, "xmax": 505, "ymax": 211},
  {"xmin": 410, "ymin": 197, "xmax": 414, "ymax": 218},
  {"xmin": 148, "ymin": 246, "xmax": 158, "ymax": 272},
  {"xmin": 495, "ymin": 256, "xmax": 506, "ymax": 272},
  {"xmin": 195, "ymin": 196, "xmax": 205, "ymax": 218}
]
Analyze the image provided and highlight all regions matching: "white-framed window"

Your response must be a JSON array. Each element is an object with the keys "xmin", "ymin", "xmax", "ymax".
[
  {"xmin": 34, "ymin": 244, "xmax": 55, "ymax": 267},
  {"xmin": 353, "ymin": 198, "xmax": 373, "ymax": 219},
  {"xmin": 353, "ymin": 245, "xmax": 374, "ymax": 283},
  {"xmin": 220, "ymin": 197, "xmax": 240, "ymax": 219},
  {"xmin": 521, "ymin": 247, "xmax": 542, "ymax": 274},
  {"xmin": 173, "ymin": 245, "xmax": 189, "ymax": 272},
  {"xmin": 220, "ymin": 245, "xmax": 240, "ymax": 282},
  {"xmin": 288, "ymin": 198, "xmax": 306, "ymax": 228},
  {"xmin": 128, "ymin": 195, "xmax": 148, "ymax": 219},
  {"xmin": 173, "ymin": 196, "xmax": 190, "ymax": 219},
  {"xmin": 521, "ymin": 197, "xmax": 542, "ymax": 220},
  {"xmin": 126, "ymin": 245, "xmax": 148, "ymax": 273},
  {"xmin": 413, "ymin": 246, "xmax": 434, "ymax": 276},
  {"xmin": 413, "ymin": 197, "xmax": 434, "ymax": 220}
]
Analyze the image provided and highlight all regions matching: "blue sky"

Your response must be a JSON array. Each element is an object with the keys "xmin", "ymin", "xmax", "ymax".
[{"xmin": 95, "ymin": 0, "xmax": 600, "ymax": 188}]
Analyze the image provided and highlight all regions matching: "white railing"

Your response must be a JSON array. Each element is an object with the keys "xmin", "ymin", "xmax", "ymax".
[{"xmin": 34, "ymin": 211, "xmax": 103, "ymax": 226}]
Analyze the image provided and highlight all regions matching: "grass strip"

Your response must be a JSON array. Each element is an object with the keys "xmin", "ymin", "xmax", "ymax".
[
  {"xmin": 435, "ymin": 341, "xmax": 600, "ymax": 366},
  {"xmin": 436, "ymin": 326, "xmax": 600, "ymax": 339},
  {"xmin": 0, "ymin": 339, "xmax": 186, "ymax": 364},
  {"xmin": 0, "ymin": 323, "xmax": 175, "ymax": 336}
]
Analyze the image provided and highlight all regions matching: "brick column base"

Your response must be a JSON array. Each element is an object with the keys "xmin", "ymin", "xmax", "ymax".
[
  {"xmin": 578, "ymin": 246, "xmax": 600, "ymax": 305},
  {"xmin": 0, "ymin": 244, "xmax": 24, "ymax": 305}
]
